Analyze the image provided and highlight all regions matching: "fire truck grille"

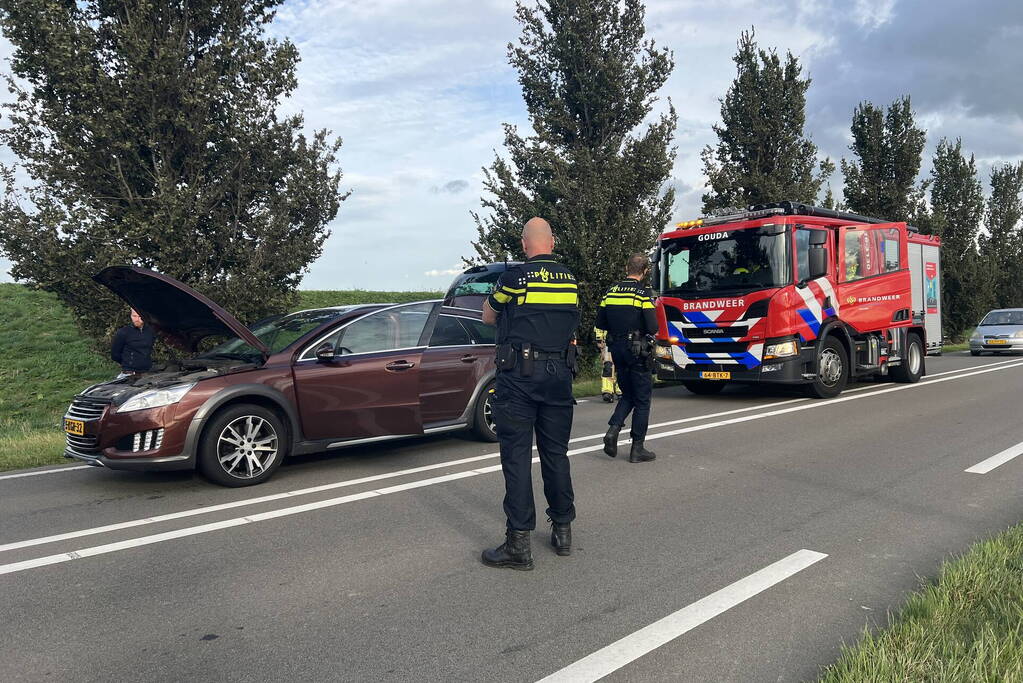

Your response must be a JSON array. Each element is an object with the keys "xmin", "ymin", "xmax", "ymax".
[{"xmin": 682, "ymin": 341, "xmax": 750, "ymax": 355}]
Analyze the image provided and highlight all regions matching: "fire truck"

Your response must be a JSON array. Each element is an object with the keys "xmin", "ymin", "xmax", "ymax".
[{"xmin": 652, "ymin": 201, "xmax": 942, "ymax": 398}]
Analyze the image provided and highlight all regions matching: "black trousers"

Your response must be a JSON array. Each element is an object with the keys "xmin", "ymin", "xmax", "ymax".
[
  {"xmin": 609, "ymin": 342, "xmax": 653, "ymax": 440},
  {"xmin": 493, "ymin": 362, "xmax": 576, "ymax": 531}
]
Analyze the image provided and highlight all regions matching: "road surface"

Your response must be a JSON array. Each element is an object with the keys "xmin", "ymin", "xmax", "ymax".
[{"xmin": 2, "ymin": 353, "xmax": 1021, "ymax": 682}]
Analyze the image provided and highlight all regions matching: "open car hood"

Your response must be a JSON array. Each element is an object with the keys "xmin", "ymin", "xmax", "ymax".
[{"xmin": 94, "ymin": 266, "xmax": 269, "ymax": 358}]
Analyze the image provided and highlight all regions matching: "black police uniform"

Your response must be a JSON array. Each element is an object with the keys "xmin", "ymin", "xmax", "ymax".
[
  {"xmin": 595, "ymin": 279, "xmax": 658, "ymax": 457},
  {"xmin": 487, "ymin": 254, "xmax": 580, "ymax": 534}
]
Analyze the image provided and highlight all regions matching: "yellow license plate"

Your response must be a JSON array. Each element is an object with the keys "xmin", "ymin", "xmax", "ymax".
[
  {"xmin": 64, "ymin": 419, "xmax": 85, "ymax": 436},
  {"xmin": 988, "ymin": 339, "xmax": 1008, "ymax": 345},
  {"xmin": 700, "ymin": 371, "xmax": 731, "ymax": 380}
]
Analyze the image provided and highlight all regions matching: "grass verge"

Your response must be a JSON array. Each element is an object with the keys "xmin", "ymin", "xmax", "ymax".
[{"xmin": 820, "ymin": 524, "xmax": 1023, "ymax": 682}]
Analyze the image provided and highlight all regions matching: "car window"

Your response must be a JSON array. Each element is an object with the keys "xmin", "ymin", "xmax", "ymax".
[
  {"xmin": 843, "ymin": 226, "xmax": 900, "ymax": 282},
  {"xmin": 459, "ymin": 318, "xmax": 496, "ymax": 345},
  {"xmin": 430, "ymin": 316, "xmax": 473, "ymax": 347},
  {"xmin": 337, "ymin": 302, "xmax": 434, "ymax": 354}
]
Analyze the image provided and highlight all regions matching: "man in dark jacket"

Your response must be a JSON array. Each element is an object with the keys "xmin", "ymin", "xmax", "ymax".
[{"xmin": 111, "ymin": 308, "xmax": 155, "ymax": 378}]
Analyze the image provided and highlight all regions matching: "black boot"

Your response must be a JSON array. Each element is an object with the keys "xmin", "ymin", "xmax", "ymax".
[
  {"xmin": 629, "ymin": 438, "xmax": 656, "ymax": 463},
  {"xmin": 481, "ymin": 530, "xmax": 534, "ymax": 570},
  {"xmin": 601, "ymin": 392, "xmax": 613, "ymax": 403},
  {"xmin": 603, "ymin": 425, "xmax": 621, "ymax": 458},
  {"xmin": 550, "ymin": 521, "xmax": 572, "ymax": 556}
]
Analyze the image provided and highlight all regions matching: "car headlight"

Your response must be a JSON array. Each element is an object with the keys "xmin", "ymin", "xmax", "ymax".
[
  {"xmin": 971, "ymin": 331, "xmax": 981, "ymax": 340},
  {"xmin": 117, "ymin": 383, "xmax": 196, "ymax": 413},
  {"xmin": 763, "ymin": 340, "xmax": 799, "ymax": 360}
]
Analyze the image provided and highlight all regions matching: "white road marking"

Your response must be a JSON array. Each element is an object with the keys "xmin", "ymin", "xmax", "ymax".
[
  {"xmin": 0, "ymin": 466, "xmax": 91, "ymax": 481},
  {"xmin": 965, "ymin": 441, "xmax": 1023, "ymax": 474},
  {"xmin": 2, "ymin": 360, "xmax": 1018, "ymax": 558},
  {"xmin": 535, "ymin": 549, "xmax": 828, "ymax": 683}
]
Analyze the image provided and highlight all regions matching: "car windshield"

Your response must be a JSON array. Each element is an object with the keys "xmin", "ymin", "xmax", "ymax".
[
  {"xmin": 980, "ymin": 310, "xmax": 1023, "ymax": 326},
  {"xmin": 201, "ymin": 307, "xmax": 364, "ymax": 359},
  {"xmin": 447, "ymin": 269, "xmax": 503, "ymax": 298},
  {"xmin": 660, "ymin": 226, "xmax": 791, "ymax": 298}
]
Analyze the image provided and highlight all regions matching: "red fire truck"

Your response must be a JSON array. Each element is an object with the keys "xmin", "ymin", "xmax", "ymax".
[{"xmin": 652, "ymin": 201, "xmax": 942, "ymax": 398}]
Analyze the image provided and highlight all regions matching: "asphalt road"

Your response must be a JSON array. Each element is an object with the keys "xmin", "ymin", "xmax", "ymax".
[{"xmin": 2, "ymin": 352, "xmax": 1022, "ymax": 682}]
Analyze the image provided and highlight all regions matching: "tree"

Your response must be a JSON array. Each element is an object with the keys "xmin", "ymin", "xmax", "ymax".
[
  {"xmin": 471, "ymin": 0, "xmax": 676, "ymax": 348},
  {"xmin": 927, "ymin": 138, "xmax": 989, "ymax": 341},
  {"xmin": 701, "ymin": 30, "xmax": 832, "ymax": 213},
  {"xmin": 840, "ymin": 96, "xmax": 926, "ymax": 222},
  {"xmin": 980, "ymin": 162, "xmax": 1023, "ymax": 308},
  {"xmin": 0, "ymin": 0, "xmax": 345, "ymax": 347}
]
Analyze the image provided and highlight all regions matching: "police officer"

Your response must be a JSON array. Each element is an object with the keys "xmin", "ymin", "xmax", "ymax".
[
  {"xmin": 595, "ymin": 253, "xmax": 658, "ymax": 463},
  {"xmin": 480, "ymin": 217, "xmax": 579, "ymax": 571}
]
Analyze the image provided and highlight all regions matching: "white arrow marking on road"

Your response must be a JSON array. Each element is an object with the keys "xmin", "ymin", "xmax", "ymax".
[
  {"xmin": 965, "ymin": 441, "xmax": 1023, "ymax": 474},
  {"xmin": 535, "ymin": 549, "xmax": 828, "ymax": 683}
]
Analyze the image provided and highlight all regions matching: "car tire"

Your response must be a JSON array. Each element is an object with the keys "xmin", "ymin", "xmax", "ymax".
[
  {"xmin": 682, "ymin": 380, "xmax": 726, "ymax": 395},
  {"xmin": 891, "ymin": 332, "xmax": 924, "ymax": 383},
  {"xmin": 806, "ymin": 336, "xmax": 848, "ymax": 399},
  {"xmin": 471, "ymin": 382, "xmax": 498, "ymax": 442},
  {"xmin": 970, "ymin": 350, "xmax": 981, "ymax": 356},
  {"xmin": 198, "ymin": 404, "xmax": 287, "ymax": 487}
]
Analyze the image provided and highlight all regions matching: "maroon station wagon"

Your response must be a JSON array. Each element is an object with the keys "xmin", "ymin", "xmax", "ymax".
[{"xmin": 63, "ymin": 266, "xmax": 498, "ymax": 486}]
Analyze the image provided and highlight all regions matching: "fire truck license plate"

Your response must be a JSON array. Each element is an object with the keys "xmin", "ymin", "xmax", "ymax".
[
  {"xmin": 64, "ymin": 419, "xmax": 85, "ymax": 436},
  {"xmin": 988, "ymin": 339, "xmax": 1007, "ymax": 345},
  {"xmin": 700, "ymin": 371, "xmax": 731, "ymax": 380}
]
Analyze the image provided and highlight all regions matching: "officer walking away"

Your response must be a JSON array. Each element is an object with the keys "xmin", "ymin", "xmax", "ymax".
[
  {"xmin": 595, "ymin": 254, "xmax": 658, "ymax": 463},
  {"xmin": 480, "ymin": 217, "xmax": 580, "ymax": 570},
  {"xmin": 111, "ymin": 308, "xmax": 155, "ymax": 379}
]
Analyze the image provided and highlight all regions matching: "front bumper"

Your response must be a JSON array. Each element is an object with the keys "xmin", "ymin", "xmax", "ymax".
[
  {"xmin": 655, "ymin": 345, "xmax": 814, "ymax": 384},
  {"xmin": 970, "ymin": 339, "xmax": 1023, "ymax": 352},
  {"xmin": 64, "ymin": 447, "xmax": 193, "ymax": 471}
]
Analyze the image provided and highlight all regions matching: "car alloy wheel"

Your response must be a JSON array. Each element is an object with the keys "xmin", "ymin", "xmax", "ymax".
[
  {"xmin": 217, "ymin": 415, "xmax": 279, "ymax": 479},
  {"xmin": 483, "ymin": 388, "xmax": 496, "ymax": 434}
]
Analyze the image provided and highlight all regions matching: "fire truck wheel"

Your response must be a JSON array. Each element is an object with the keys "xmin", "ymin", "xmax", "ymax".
[
  {"xmin": 891, "ymin": 333, "xmax": 924, "ymax": 383},
  {"xmin": 682, "ymin": 380, "xmax": 726, "ymax": 395},
  {"xmin": 807, "ymin": 337, "xmax": 848, "ymax": 399}
]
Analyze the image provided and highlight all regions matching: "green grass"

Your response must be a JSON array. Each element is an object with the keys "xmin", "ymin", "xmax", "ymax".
[{"xmin": 820, "ymin": 524, "xmax": 1023, "ymax": 682}]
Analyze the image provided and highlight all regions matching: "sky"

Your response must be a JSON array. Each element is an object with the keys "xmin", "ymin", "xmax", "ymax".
[{"xmin": 1, "ymin": 0, "xmax": 1021, "ymax": 291}]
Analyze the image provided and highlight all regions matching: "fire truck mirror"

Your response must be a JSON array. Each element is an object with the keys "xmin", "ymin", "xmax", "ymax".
[
  {"xmin": 808, "ymin": 245, "xmax": 828, "ymax": 280},
  {"xmin": 809, "ymin": 231, "xmax": 828, "ymax": 246}
]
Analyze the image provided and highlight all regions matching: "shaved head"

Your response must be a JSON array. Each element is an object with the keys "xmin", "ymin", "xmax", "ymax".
[{"xmin": 521, "ymin": 217, "xmax": 554, "ymax": 258}]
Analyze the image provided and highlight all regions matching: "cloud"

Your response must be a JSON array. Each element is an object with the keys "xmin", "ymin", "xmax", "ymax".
[
  {"xmin": 431, "ymin": 179, "xmax": 470, "ymax": 194},
  {"xmin": 424, "ymin": 265, "xmax": 465, "ymax": 277}
]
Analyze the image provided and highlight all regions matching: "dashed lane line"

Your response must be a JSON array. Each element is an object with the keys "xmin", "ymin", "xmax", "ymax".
[
  {"xmin": 965, "ymin": 440, "xmax": 1023, "ymax": 474},
  {"xmin": 535, "ymin": 549, "xmax": 828, "ymax": 682}
]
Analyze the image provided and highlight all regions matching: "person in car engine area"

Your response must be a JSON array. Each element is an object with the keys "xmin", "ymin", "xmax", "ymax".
[{"xmin": 480, "ymin": 217, "xmax": 580, "ymax": 571}]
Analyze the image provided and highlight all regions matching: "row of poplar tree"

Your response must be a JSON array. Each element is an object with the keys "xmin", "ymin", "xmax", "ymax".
[
  {"xmin": 472, "ymin": 5, "xmax": 1022, "ymax": 345},
  {"xmin": 1, "ymin": 0, "xmax": 1018, "ymax": 348}
]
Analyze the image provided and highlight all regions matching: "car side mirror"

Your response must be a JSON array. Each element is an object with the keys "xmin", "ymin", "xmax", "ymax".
[{"xmin": 315, "ymin": 342, "xmax": 337, "ymax": 362}]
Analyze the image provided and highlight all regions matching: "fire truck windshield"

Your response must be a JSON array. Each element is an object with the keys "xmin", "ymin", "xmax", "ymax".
[{"xmin": 659, "ymin": 225, "xmax": 791, "ymax": 298}]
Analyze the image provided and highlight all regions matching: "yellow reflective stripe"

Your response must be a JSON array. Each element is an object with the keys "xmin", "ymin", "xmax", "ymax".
[
  {"xmin": 602, "ymin": 294, "xmax": 640, "ymax": 303},
  {"xmin": 501, "ymin": 287, "xmax": 526, "ymax": 294},
  {"xmin": 527, "ymin": 282, "xmax": 577, "ymax": 289},
  {"xmin": 642, "ymin": 300, "xmax": 655, "ymax": 309},
  {"xmin": 523, "ymin": 291, "xmax": 578, "ymax": 305},
  {"xmin": 602, "ymin": 299, "xmax": 645, "ymax": 307},
  {"xmin": 492, "ymin": 290, "xmax": 512, "ymax": 304}
]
